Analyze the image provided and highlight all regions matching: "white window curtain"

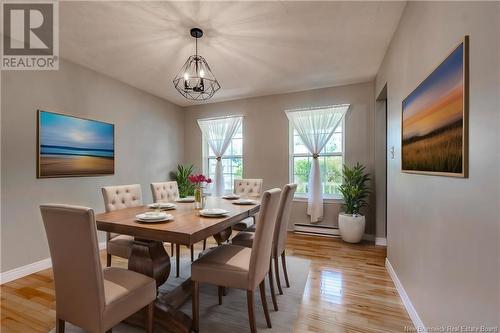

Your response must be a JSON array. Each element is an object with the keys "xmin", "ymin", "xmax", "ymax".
[
  {"xmin": 286, "ymin": 105, "xmax": 349, "ymax": 222},
  {"xmin": 197, "ymin": 116, "xmax": 242, "ymax": 196}
]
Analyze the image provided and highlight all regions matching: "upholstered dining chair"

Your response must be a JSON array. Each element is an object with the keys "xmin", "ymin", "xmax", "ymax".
[
  {"xmin": 232, "ymin": 183, "xmax": 297, "ymax": 308},
  {"xmin": 40, "ymin": 204, "xmax": 155, "ymax": 333},
  {"xmin": 231, "ymin": 179, "xmax": 263, "ymax": 231},
  {"xmin": 150, "ymin": 181, "xmax": 206, "ymax": 276},
  {"xmin": 101, "ymin": 184, "xmax": 142, "ymax": 267},
  {"xmin": 191, "ymin": 188, "xmax": 281, "ymax": 333}
]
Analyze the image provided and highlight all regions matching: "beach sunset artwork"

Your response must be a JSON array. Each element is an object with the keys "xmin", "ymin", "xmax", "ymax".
[
  {"xmin": 38, "ymin": 111, "xmax": 114, "ymax": 177},
  {"xmin": 402, "ymin": 37, "xmax": 468, "ymax": 177}
]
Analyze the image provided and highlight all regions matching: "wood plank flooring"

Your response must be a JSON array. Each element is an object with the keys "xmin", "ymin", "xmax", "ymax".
[{"xmin": 0, "ymin": 233, "xmax": 413, "ymax": 333}]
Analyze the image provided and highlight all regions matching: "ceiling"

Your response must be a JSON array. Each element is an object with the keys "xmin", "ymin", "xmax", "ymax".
[{"xmin": 60, "ymin": 1, "xmax": 406, "ymax": 107}]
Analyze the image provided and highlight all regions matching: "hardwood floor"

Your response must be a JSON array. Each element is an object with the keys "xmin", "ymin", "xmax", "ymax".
[{"xmin": 0, "ymin": 233, "xmax": 413, "ymax": 333}]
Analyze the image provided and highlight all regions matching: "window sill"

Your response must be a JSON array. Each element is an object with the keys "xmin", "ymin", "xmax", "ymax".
[{"xmin": 293, "ymin": 196, "xmax": 344, "ymax": 204}]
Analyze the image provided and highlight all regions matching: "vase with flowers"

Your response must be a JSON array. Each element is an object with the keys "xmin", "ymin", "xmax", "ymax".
[{"xmin": 188, "ymin": 174, "xmax": 212, "ymax": 209}]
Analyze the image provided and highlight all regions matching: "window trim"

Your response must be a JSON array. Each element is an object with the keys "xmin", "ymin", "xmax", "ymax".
[
  {"xmin": 202, "ymin": 119, "xmax": 244, "ymax": 193},
  {"xmin": 288, "ymin": 115, "xmax": 346, "ymax": 200}
]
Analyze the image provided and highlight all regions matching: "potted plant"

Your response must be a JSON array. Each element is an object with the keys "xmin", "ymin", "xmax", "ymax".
[
  {"xmin": 170, "ymin": 164, "xmax": 195, "ymax": 198},
  {"xmin": 338, "ymin": 162, "xmax": 370, "ymax": 243}
]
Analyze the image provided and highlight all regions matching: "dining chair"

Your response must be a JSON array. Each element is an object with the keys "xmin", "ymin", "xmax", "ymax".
[
  {"xmin": 231, "ymin": 179, "xmax": 263, "ymax": 231},
  {"xmin": 232, "ymin": 183, "xmax": 297, "ymax": 305},
  {"xmin": 150, "ymin": 181, "xmax": 206, "ymax": 276},
  {"xmin": 191, "ymin": 188, "xmax": 281, "ymax": 333},
  {"xmin": 40, "ymin": 204, "xmax": 156, "ymax": 333},
  {"xmin": 101, "ymin": 184, "xmax": 143, "ymax": 267}
]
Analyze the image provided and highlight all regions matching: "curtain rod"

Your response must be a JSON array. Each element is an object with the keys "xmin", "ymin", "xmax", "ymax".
[
  {"xmin": 284, "ymin": 104, "xmax": 350, "ymax": 113},
  {"xmin": 197, "ymin": 114, "xmax": 244, "ymax": 122}
]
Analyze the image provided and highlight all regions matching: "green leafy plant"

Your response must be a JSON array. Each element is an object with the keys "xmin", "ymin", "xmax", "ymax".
[
  {"xmin": 339, "ymin": 162, "xmax": 370, "ymax": 215},
  {"xmin": 170, "ymin": 164, "xmax": 195, "ymax": 198}
]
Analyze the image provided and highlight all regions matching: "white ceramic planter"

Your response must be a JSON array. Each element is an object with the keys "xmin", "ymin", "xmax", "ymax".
[{"xmin": 338, "ymin": 213, "xmax": 365, "ymax": 243}]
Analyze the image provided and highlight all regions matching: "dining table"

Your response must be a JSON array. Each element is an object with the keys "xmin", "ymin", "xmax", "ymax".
[{"xmin": 95, "ymin": 196, "xmax": 260, "ymax": 333}]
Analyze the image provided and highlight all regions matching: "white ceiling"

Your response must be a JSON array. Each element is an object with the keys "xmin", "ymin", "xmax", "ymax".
[{"xmin": 60, "ymin": 1, "xmax": 406, "ymax": 107}]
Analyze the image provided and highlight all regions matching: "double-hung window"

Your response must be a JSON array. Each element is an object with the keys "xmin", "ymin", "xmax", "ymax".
[
  {"xmin": 289, "ymin": 109, "xmax": 345, "ymax": 199},
  {"xmin": 203, "ymin": 120, "xmax": 243, "ymax": 193}
]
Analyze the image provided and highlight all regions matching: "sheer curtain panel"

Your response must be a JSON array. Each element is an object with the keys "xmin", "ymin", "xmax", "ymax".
[
  {"xmin": 197, "ymin": 116, "xmax": 242, "ymax": 196},
  {"xmin": 286, "ymin": 105, "xmax": 349, "ymax": 222}
]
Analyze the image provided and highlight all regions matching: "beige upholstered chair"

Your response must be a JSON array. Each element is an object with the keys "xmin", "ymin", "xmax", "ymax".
[
  {"xmin": 232, "ymin": 183, "xmax": 297, "ymax": 306},
  {"xmin": 40, "ymin": 204, "xmax": 155, "ymax": 333},
  {"xmin": 101, "ymin": 184, "xmax": 143, "ymax": 266},
  {"xmin": 231, "ymin": 179, "xmax": 263, "ymax": 231},
  {"xmin": 191, "ymin": 188, "xmax": 282, "ymax": 333},
  {"xmin": 150, "ymin": 181, "xmax": 206, "ymax": 277}
]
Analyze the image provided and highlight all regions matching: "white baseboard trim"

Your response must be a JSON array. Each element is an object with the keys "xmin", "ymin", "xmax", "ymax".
[
  {"xmin": 385, "ymin": 258, "xmax": 426, "ymax": 332},
  {"xmin": 375, "ymin": 237, "xmax": 387, "ymax": 246},
  {"xmin": 1, "ymin": 241, "xmax": 107, "ymax": 285}
]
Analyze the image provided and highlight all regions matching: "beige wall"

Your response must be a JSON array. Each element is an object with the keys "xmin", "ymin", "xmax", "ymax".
[
  {"xmin": 1, "ymin": 60, "xmax": 184, "ymax": 273},
  {"xmin": 375, "ymin": 1, "xmax": 499, "ymax": 327},
  {"xmin": 183, "ymin": 82, "xmax": 375, "ymax": 232}
]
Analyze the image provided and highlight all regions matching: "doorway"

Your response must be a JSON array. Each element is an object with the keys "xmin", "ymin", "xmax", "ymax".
[{"xmin": 375, "ymin": 85, "xmax": 388, "ymax": 244}]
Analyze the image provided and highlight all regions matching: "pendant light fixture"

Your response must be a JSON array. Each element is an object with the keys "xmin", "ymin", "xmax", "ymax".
[{"xmin": 173, "ymin": 28, "xmax": 220, "ymax": 101}]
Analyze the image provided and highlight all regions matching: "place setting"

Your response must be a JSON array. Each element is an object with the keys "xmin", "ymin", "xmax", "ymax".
[
  {"xmin": 147, "ymin": 202, "xmax": 177, "ymax": 210},
  {"xmin": 232, "ymin": 198, "xmax": 258, "ymax": 205},
  {"xmin": 199, "ymin": 208, "xmax": 230, "ymax": 218},
  {"xmin": 135, "ymin": 211, "xmax": 174, "ymax": 223},
  {"xmin": 221, "ymin": 193, "xmax": 240, "ymax": 200}
]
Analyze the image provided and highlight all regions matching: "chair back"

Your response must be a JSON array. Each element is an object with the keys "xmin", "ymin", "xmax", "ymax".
[
  {"xmin": 234, "ymin": 179, "xmax": 263, "ymax": 198},
  {"xmin": 150, "ymin": 181, "xmax": 179, "ymax": 203},
  {"xmin": 274, "ymin": 184, "xmax": 297, "ymax": 256},
  {"xmin": 248, "ymin": 188, "xmax": 281, "ymax": 289},
  {"xmin": 40, "ymin": 204, "xmax": 105, "ymax": 331},
  {"xmin": 101, "ymin": 184, "xmax": 142, "ymax": 212}
]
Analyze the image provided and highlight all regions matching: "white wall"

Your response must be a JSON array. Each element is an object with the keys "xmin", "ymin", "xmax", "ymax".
[
  {"xmin": 183, "ymin": 82, "xmax": 375, "ymax": 232},
  {"xmin": 1, "ymin": 60, "xmax": 184, "ymax": 273},
  {"xmin": 375, "ymin": 2, "xmax": 499, "ymax": 327}
]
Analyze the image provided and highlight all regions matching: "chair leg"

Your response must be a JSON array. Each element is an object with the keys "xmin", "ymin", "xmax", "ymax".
[
  {"xmin": 268, "ymin": 261, "xmax": 278, "ymax": 311},
  {"xmin": 203, "ymin": 238, "xmax": 207, "ymax": 250},
  {"xmin": 106, "ymin": 254, "xmax": 112, "ymax": 267},
  {"xmin": 171, "ymin": 242, "xmax": 174, "ymax": 256},
  {"xmin": 274, "ymin": 255, "xmax": 283, "ymax": 295},
  {"xmin": 192, "ymin": 281, "xmax": 200, "ymax": 333},
  {"xmin": 281, "ymin": 251, "xmax": 290, "ymax": 288},
  {"xmin": 176, "ymin": 244, "xmax": 180, "ymax": 278},
  {"xmin": 246, "ymin": 290, "xmax": 257, "ymax": 333},
  {"xmin": 56, "ymin": 318, "xmax": 65, "ymax": 333},
  {"xmin": 146, "ymin": 302, "xmax": 154, "ymax": 333},
  {"xmin": 218, "ymin": 286, "xmax": 224, "ymax": 305},
  {"xmin": 191, "ymin": 245, "xmax": 194, "ymax": 262},
  {"xmin": 259, "ymin": 280, "xmax": 272, "ymax": 328}
]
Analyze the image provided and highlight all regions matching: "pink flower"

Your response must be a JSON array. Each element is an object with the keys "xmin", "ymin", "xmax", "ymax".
[{"xmin": 206, "ymin": 178, "xmax": 212, "ymax": 184}]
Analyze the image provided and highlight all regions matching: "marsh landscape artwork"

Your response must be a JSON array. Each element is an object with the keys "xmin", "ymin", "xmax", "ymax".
[
  {"xmin": 402, "ymin": 37, "xmax": 468, "ymax": 177},
  {"xmin": 38, "ymin": 111, "xmax": 114, "ymax": 177}
]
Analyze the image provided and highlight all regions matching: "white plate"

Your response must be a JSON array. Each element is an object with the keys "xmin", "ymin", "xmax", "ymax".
[
  {"xmin": 199, "ymin": 208, "xmax": 229, "ymax": 217},
  {"xmin": 175, "ymin": 197, "xmax": 195, "ymax": 203},
  {"xmin": 148, "ymin": 203, "xmax": 176, "ymax": 209},
  {"xmin": 233, "ymin": 199, "xmax": 257, "ymax": 205},
  {"xmin": 136, "ymin": 212, "xmax": 168, "ymax": 220},
  {"xmin": 222, "ymin": 194, "xmax": 240, "ymax": 200},
  {"xmin": 136, "ymin": 213, "xmax": 173, "ymax": 223}
]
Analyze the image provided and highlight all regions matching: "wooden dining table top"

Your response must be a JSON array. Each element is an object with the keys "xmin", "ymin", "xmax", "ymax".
[{"xmin": 95, "ymin": 197, "xmax": 260, "ymax": 246}]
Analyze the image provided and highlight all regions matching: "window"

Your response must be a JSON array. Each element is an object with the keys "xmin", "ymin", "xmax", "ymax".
[
  {"xmin": 203, "ymin": 121, "xmax": 243, "ymax": 193},
  {"xmin": 289, "ymin": 117, "xmax": 344, "ymax": 198}
]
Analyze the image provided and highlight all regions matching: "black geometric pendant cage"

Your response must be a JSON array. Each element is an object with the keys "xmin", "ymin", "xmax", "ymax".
[{"xmin": 173, "ymin": 28, "xmax": 221, "ymax": 101}]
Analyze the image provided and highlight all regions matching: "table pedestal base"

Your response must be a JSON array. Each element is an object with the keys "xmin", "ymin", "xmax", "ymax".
[{"xmin": 126, "ymin": 240, "xmax": 193, "ymax": 333}]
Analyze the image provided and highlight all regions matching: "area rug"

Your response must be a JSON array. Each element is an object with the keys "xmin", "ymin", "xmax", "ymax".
[{"xmin": 50, "ymin": 256, "xmax": 310, "ymax": 333}]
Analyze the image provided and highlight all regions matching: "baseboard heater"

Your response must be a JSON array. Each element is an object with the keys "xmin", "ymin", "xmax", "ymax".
[{"xmin": 294, "ymin": 223, "xmax": 340, "ymax": 238}]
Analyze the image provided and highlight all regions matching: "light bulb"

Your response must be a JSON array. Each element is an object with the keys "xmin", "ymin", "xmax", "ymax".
[
  {"xmin": 199, "ymin": 69, "xmax": 205, "ymax": 78},
  {"xmin": 184, "ymin": 73, "xmax": 189, "ymax": 80}
]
